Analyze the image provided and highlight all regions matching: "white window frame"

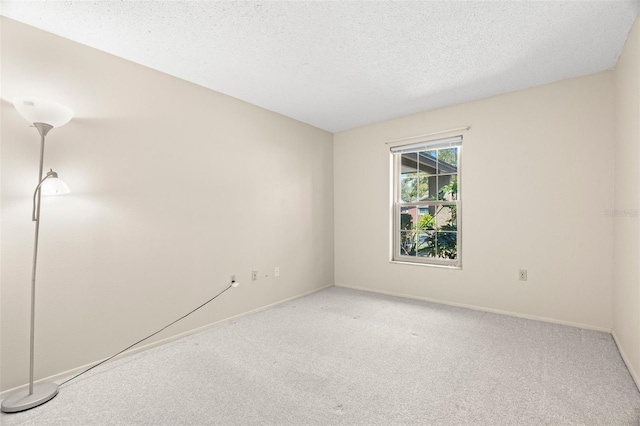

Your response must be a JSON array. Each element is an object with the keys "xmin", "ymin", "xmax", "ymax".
[{"xmin": 390, "ymin": 136, "xmax": 462, "ymax": 268}]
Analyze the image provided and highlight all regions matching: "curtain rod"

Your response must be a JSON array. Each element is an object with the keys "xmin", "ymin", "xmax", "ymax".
[{"xmin": 385, "ymin": 126, "xmax": 470, "ymax": 145}]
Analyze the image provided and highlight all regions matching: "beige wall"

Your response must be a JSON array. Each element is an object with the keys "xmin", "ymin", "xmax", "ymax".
[
  {"xmin": 0, "ymin": 18, "xmax": 334, "ymax": 392},
  {"xmin": 613, "ymin": 16, "xmax": 640, "ymax": 384},
  {"xmin": 335, "ymin": 71, "xmax": 615, "ymax": 331}
]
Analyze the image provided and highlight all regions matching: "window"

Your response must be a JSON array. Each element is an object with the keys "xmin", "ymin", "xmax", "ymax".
[{"xmin": 391, "ymin": 136, "xmax": 462, "ymax": 267}]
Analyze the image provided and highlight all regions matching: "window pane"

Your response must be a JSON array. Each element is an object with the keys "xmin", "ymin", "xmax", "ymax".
[
  {"xmin": 436, "ymin": 231, "xmax": 457, "ymax": 259},
  {"xmin": 400, "ymin": 153, "xmax": 418, "ymax": 202},
  {"xmin": 438, "ymin": 148, "xmax": 458, "ymax": 174},
  {"xmin": 400, "ymin": 231, "xmax": 416, "ymax": 256},
  {"xmin": 416, "ymin": 232, "xmax": 436, "ymax": 257},
  {"xmin": 437, "ymin": 174, "xmax": 458, "ymax": 201},
  {"xmin": 435, "ymin": 205, "xmax": 457, "ymax": 231},
  {"xmin": 417, "ymin": 207, "xmax": 435, "ymax": 231},
  {"xmin": 400, "ymin": 207, "xmax": 416, "ymax": 231},
  {"xmin": 417, "ymin": 150, "xmax": 438, "ymax": 175},
  {"xmin": 400, "ymin": 152, "xmax": 419, "ymax": 173},
  {"xmin": 416, "ymin": 171, "xmax": 431, "ymax": 200},
  {"xmin": 400, "ymin": 173, "xmax": 417, "ymax": 202}
]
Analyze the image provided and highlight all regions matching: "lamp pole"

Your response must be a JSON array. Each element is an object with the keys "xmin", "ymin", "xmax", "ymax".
[{"xmin": 28, "ymin": 123, "xmax": 53, "ymax": 395}]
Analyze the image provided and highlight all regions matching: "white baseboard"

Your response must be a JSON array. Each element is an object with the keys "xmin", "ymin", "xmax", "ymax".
[
  {"xmin": 612, "ymin": 330, "xmax": 640, "ymax": 391},
  {"xmin": 0, "ymin": 284, "xmax": 335, "ymax": 399},
  {"xmin": 336, "ymin": 284, "xmax": 612, "ymax": 333}
]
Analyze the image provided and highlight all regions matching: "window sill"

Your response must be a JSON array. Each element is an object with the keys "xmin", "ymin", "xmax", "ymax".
[{"xmin": 390, "ymin": 260, "xmax": 462, "ymax": 270}]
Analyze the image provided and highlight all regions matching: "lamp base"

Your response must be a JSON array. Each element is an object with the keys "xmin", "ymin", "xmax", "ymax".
[{"xmin": 1, "ymin": 382, "xmax": 58, "ymax": 413}]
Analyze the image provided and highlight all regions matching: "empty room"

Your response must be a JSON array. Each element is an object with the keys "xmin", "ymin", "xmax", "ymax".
[{"xmin": 1, "ymin": 1, "xmax": 640, "ymax": 424}]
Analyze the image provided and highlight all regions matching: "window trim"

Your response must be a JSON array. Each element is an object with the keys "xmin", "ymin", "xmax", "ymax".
[{"xmin": 390, "ymin": 136, "xmax": 462, "ymax": 268}]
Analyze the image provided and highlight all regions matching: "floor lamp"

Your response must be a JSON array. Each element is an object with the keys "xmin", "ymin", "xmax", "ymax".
[{"xmin": 1, "ymin": 98, "xmax": 73, "ymax": 413}]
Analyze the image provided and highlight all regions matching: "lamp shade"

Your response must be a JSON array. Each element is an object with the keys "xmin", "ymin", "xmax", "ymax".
[
  {"xmin": 13, "ymin": 97, "xmax": 73, "ymax": 128},
  {"xmin": 41, "ymin": 177, "xmax": 70, "ymax": 196}
]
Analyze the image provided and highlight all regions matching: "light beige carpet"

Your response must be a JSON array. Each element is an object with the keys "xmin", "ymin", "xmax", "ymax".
[{"xmin": 2, "ymin": 286, "xmax": 639, "ymax": 425}]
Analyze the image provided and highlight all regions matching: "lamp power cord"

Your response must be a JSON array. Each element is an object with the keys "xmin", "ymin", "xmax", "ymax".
[{"xmin": 58, "ymin": 283, "xmax": 235, "ymax": 387}]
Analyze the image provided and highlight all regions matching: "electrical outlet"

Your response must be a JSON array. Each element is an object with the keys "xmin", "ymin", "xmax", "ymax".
[
  {"xmin": 252, "ymin": 270, "xmax": 258, "ymax": 281},
  {"xmin": 275, "ymin": 266, "xmax": 280, "ymax": 277},
  {"xmin": 519, "ymin": 270, "xmax": 528, "ymax": 281}
]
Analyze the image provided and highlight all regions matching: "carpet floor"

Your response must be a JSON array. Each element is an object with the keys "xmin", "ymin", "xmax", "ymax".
[{"xmin": 2, "ymin": 286, "xmax": 639, "ymax": 425}]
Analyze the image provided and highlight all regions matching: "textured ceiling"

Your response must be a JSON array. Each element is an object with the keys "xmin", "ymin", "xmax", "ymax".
[{"xmin": 2, "ymin": 1, "xmax": 639, "ymax": 132}]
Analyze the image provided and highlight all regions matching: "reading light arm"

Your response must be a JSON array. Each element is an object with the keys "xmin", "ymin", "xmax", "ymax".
[{"xmin": 32, "ymin": 170, "xmax": 59, "ymax": 222}]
